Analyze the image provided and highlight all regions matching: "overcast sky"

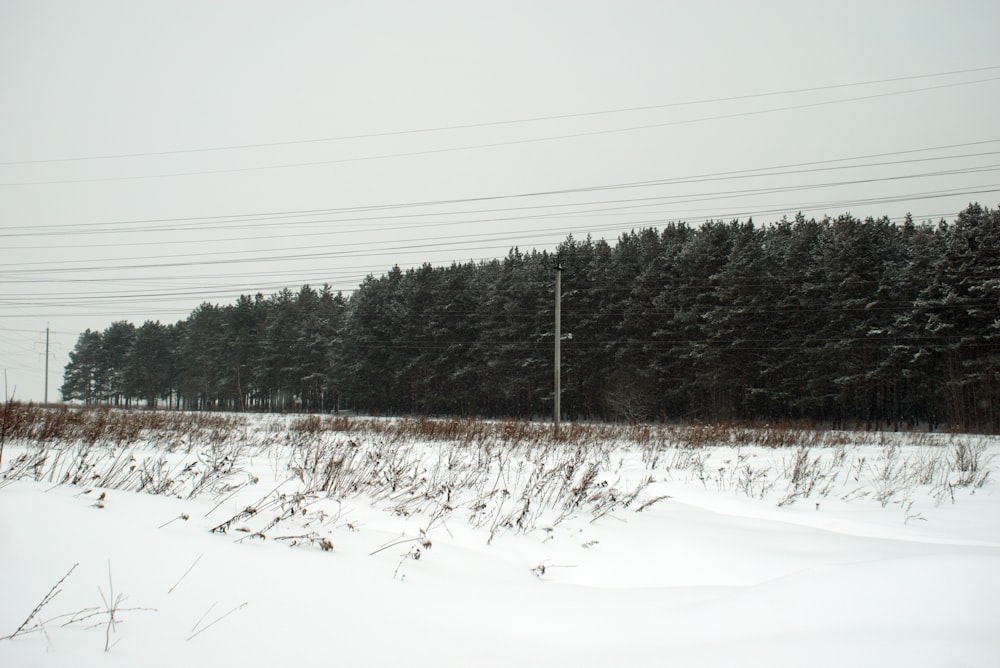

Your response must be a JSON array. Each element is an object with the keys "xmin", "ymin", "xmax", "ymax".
[{"xmin": 2, "ymin": 0, "xmax": 999, "ymax": 403}]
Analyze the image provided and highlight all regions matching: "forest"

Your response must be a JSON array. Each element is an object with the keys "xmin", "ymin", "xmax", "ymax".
[{"xmin": 60, "ymin": 203, "xmax": 1000, "ymax": 431}]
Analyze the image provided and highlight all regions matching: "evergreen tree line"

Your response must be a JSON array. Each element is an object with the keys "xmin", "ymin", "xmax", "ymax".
[{"xmin": 62, "ymin": 204, "xmax": 1000, "ymax": 431}]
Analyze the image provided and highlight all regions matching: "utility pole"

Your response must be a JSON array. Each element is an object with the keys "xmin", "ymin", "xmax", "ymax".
[
  {"xmin": 44, "ymin": 325, "xmax": 50, "ymax": 405},
  {"xmin": 554, "ymin": 263, "xmax": 563, "ymax": 438}
]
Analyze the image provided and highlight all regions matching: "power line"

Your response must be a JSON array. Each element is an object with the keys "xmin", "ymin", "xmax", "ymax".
[
  {"xmin": 2, "ymin": 170, "xmax": 997, "ymax": 275},
  {"xmin": 2, "ymin": 190, "xmax": 995, "ymax": 292},
  {"xmin": 5, "ymin": 64, "xmax": 997, "ymax": 166},
  {"xmin": 2, "ymin": 139, "xmax": 998, "ymax": 240},
  {"xmin": 1, "ymin": 198, "xmax": 994, "ymax": 315},
  {"xmin": 4, "ymin": 76, "xmax": 999, "ymax": 187}
]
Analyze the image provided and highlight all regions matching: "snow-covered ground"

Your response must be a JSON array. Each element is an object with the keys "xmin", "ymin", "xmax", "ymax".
[{"xmin": 1, "ymin": 414, "xmax": 998, "ymax": 667}]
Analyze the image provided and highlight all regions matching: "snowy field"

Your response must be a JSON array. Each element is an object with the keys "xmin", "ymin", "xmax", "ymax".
[{"xmin": 1, "ymin": 410, "xmax": 998, "ymax": 667}]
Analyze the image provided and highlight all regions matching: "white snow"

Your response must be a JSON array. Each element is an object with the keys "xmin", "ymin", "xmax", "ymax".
[{"xmin": 1, "ymin": 416, "xmax": 997, "ymax": 667}]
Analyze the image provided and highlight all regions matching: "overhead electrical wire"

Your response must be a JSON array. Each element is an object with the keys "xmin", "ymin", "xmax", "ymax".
[
  {"xmin": 3, "ymin": 68, "xmax": 998, "ymax": 330},
  {"xmin": 1, "ymin": 184, "xmax": 1000, "ymax": 296},
  {"xmin": 2, "ymin": 165, "xmax": 998, "ymax": 274},
  {"xmin": 4, "ymin": 138, "xmax": 997, "ymax": 236},
  {"xmin": 2, "ymin": 139, "xmax": 998, "ymax": 241},
  {"xmin": 4, "ymin": 64, "xmax": 997, "ymax": 167},
  {"xmin": 3, "ymin": 76, "xmax": 999, "ymax": 187},
  {"xmin": 3, "ymin": 183, "xmax": 995, "ymax": 284},
  {"xmin": 5, "ymin": 184, "xmax": 1000, "ymax": 290}
]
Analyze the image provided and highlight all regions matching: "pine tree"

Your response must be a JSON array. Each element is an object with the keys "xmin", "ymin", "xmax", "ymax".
[
  {"xmin": 60, "ymin": 329, "xmax": 103, "ymax": 403},
  {"xmin": 100, "ymin": 321, "xmax": 136, "ymax": 406},
  {"xmin": 935, "ymin": 204, "xmax": 1000, "ymax": 429},
  {"xmin": 126, "ymin": 321, "xmax": 174, "ymax": 408},
  {"xmin": 178, "ymin": 304, "xmax": 223, "ymax": 409}
]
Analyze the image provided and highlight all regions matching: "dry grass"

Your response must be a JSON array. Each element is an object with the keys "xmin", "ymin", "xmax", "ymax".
[
  {"xmin": 1, "ymin": 404, "xmax": 996, "ymax": 547},
  {"xmin": 0, "ymin": 403, "xmax": 242, "ymax": 447}
]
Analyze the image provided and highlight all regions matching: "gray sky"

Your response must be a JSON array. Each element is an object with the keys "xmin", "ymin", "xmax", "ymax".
[{"xmin": 2, "ymin": 0, "xmax": 999, "ymax": 403}]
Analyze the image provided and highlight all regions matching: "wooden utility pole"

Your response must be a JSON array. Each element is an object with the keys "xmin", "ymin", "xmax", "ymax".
[
  {"xmin": 554, "ymin": 263, "xmax": 563, "ymax": 437},
  {"xmin": 44, "ymin": 325, "xmax": 50, "ymax": 405}
]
